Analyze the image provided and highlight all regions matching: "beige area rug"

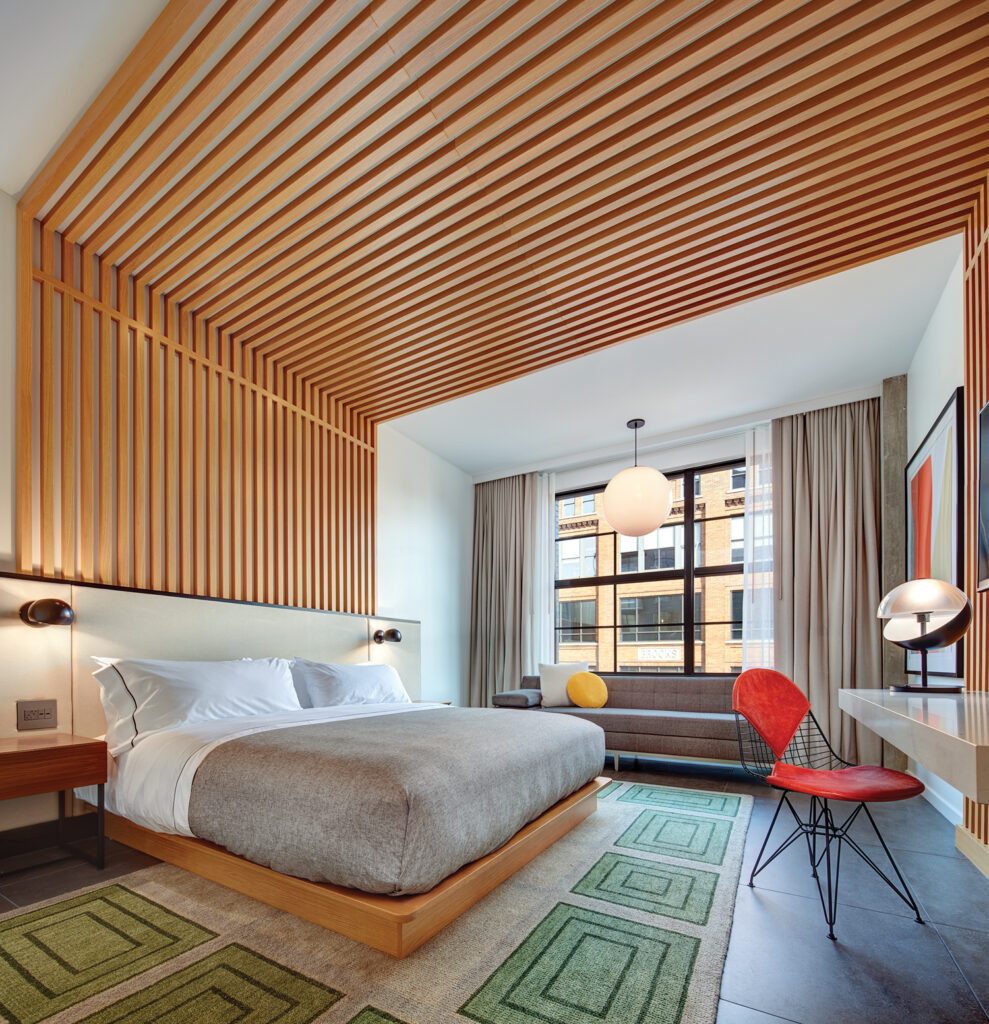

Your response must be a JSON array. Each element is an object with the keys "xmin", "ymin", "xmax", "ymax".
[{"xmin": 0, "ymin": 781, "xmax": 751, "ymax": 1024}]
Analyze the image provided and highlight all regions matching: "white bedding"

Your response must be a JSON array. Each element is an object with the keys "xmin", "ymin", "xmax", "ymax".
[{"xmin": 77, "ymin": 702, "xmax": 447, "ymax": 836}]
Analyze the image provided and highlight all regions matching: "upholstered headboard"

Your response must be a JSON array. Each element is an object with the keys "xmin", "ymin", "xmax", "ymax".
[{"xmin": 2, "ymin": 573, "xmax": 421, "ymax": 741}]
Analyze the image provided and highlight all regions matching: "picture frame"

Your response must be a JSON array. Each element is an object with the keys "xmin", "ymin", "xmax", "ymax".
[{"xmin": 904, "ymin": 386, "xmax": 964, "ymax": 677}]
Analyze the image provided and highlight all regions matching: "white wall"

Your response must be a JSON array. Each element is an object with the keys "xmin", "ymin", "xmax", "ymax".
[
  {"xmin": 908, "ymin": 254, "xmax": 964, "ymax": 453},
  {"xmin": 0, "ymin": 189, "xmax": 15, "ymax": 570},
  {"xmin": 906, "ymin": 251, "xmax": 965, "ymax": 824},
  {"xmin": 554, "ymin": 434, "xmax": 746, "ymax": 494},
  {"xmin": 376, "ymin": 424, "xmax": 474, "ymax": 705}
]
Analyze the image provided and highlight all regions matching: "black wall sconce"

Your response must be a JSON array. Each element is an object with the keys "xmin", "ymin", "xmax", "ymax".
[
  {"xmin": 20, "ymin": 599, "xmax": 75, "ymax": 627},
  {"xmin": 373, "ymin": 627, "xmax": 402, "ymax": 645}
]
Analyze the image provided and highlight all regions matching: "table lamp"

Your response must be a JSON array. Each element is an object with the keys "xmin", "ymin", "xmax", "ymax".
[{"xmin": 877, "ymin": 578, "xmax": 969, "ymax": 693}]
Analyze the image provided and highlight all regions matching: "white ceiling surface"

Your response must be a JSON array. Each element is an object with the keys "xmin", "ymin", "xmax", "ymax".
[
  {"xmin": 0, "ymin": 0, "xmax": 167, "ymax": 197},
  {"xmin": 390, "ymin": 236, "xmax": 963, "ymax": 479}
]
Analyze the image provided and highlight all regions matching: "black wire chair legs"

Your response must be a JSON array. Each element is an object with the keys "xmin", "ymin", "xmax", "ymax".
[{"xmin": 748, "ymin": 790, "xmax": 924, "ymax": 940}]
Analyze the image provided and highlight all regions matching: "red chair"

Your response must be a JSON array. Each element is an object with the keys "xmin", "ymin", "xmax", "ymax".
[{"xmin": 733, "ymin": 668, "xmax": 924, "ymax": 939}]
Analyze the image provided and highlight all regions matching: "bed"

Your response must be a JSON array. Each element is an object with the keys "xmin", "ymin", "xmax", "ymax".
[
  {"xmin": 81, "ymin": 701, "xmax": 604, "ymax": 896},
  {"xmin": 58, "ymin": 585, "xmax": 607, "ymax": 956}
]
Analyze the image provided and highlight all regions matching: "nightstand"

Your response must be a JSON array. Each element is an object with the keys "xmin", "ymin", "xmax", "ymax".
[{"xmin": 0, "ymin": 733, "xmax": 108, "ymax": 870}]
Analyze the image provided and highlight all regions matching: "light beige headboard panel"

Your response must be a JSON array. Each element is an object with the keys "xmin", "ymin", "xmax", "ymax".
[{"xmin": 70, "ymin": 588, "xmax": 420, "ymax": 739}]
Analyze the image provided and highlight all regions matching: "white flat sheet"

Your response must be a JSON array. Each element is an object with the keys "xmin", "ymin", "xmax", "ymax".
[{"xmin": 76, "ymin": 702, "xmax": 448, "ymax": 836}]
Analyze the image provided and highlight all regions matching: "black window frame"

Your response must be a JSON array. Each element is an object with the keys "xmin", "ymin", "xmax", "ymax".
[
  {"xmin": 730, "ymin": 589, "xmax": 744, "ymax": 641},
  {"xmin": 558, "ymin": 597, "xmax": 597, "ymax": 644},
  {"xmin": 554, "ymin": 460, "xmax": 744, "ymax": 676}
]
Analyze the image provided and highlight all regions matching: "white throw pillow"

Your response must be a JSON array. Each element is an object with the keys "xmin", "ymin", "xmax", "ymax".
[
  {"xmin": 93, "ymin": 657, "xmax": 299, "ymax": 755},
  {"xmin": 539, "ymin": 662, "xmax": 588, "ymax": 707},
  {"xmin": 293, "ymin": 660, "xmax": 411, "ymax": 707}
]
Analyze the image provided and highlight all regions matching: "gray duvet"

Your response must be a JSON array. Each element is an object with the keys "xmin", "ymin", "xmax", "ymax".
[{"xmin": 187, "ymin": 707, "xmax": 604, "ymax": 894}]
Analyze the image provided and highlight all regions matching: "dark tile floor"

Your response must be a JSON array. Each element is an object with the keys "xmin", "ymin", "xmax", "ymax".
[
  {"xmin": 0, "ymin": 837, "xmax": 157, "ymax": 908},
  {"xmin": 607, "ymin": 757, "xmax": 989, "ymax": 1024},
  {"xmin": 1, "ymin": 761, "xmax": 987, "ymax": 1024}
]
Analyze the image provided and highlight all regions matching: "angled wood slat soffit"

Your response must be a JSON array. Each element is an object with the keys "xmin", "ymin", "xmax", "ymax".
[{"xmin": 13, "ymin": 0, "xmax": 989, "ymax": 627}]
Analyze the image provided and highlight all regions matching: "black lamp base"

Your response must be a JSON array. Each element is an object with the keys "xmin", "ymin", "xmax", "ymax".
[{"xmin": 890, "ymin": 682, "xmax": 964, "ymax": 694}]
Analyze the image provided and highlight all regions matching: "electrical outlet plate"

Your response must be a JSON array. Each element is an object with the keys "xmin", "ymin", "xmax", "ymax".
[{"xmin": 16, "ymin": 699, "xmax": 57, "ymax": 731}]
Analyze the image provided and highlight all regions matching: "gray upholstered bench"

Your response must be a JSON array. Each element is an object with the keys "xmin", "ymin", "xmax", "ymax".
[{"xmin": 493, "ymin": 673, "xmax": 739, "ymax": 768}]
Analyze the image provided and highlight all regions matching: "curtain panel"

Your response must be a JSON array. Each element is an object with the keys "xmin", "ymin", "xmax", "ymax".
[
  {"xmin": 468, "ymin": 472, "xmax": 554, "ymax": 707},
  {"xmin": 742, "ymin": 422, "xmax": 775, "ymax": 669},
  {"xmin": 773, "ymin": 398, "xmax": 883, "ymax": 764}
]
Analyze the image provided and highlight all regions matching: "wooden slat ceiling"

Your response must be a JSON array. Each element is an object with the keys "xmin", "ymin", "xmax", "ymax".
[{"xmin": 22, "ymin": 0, "xmax": 989, "ymax": 420}]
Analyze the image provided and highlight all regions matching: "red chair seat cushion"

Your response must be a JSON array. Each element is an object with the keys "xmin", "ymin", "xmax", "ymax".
[{"xmin": 767, "ymin": 762, "xmax": 925, "ymax": 803}]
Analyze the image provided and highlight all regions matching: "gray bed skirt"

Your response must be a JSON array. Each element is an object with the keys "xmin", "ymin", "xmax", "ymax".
[{"xmin": 187, "ymin": 707, "xmax": 604, "ymax": 894}]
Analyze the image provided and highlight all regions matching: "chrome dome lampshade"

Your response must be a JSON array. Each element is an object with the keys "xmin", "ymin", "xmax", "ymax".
[
  {"xmin": 602, "ymin": 419, "xmax": 673, "ymax": 537},
  {"xmin": 877, "ymin": 578, "xmax": 970, "ymax": 692}
]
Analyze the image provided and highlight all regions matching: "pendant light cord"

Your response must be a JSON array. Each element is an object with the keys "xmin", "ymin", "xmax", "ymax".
[{"xmin": 634, "ymin": 423, "xmax": 638, "ymax": 466}]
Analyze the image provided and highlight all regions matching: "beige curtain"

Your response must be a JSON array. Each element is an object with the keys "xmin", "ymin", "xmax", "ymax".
[
  {"xmin": 468, "ymin": 473, "xmax": 552, "ymax": 707},
  {"xmin": 773, "ymin": 398, "xmax": 883, "ymax": 764}
]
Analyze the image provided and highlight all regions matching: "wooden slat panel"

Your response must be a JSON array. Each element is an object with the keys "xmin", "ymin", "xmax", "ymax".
[
  {"xmin": 963, "ymin": 173, "xmax": 989, "ymax": 849},
  {"xmin": 116, "ymin": 324, "xmax": 131, "ymax": 587},
  {"xmin": 14, "ymin": 210, "xmax": 33, "ymax": 572},
  {"xmin": 165, "ymin": 344, "xmax": 178, "ymax": 592},
  {"xmin": 12, "ymin": 0, "xmax": 989, "ymax": 629},
  {"xmin": 40, "ymin": 277, "xmax": 55, "ymax": 577},
  {"xmin": 97, "ymin": 268, "xmax": 113, "ymax": 584},
  {"xmin": 78, "ymin": 251, "xmax": 95, "ymax": 580},
  {"xmin": 59, "ymin": 239, "xmax": 76, "ymax": 580}
]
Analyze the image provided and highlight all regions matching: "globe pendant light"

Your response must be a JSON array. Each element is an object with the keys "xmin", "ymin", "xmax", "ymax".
[{"xmin": 603, "ymin": 419, "xmax": 673, "ymax": 537}]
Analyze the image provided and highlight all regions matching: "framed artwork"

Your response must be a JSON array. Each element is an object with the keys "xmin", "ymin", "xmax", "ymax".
[{"xmin": 905, "ymin": 386, "xmax": 964, "ymax": 677}]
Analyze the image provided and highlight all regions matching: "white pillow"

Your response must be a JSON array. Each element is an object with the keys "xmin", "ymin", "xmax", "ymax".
[
  {"xmin": 293, "ymin": 660, "xmax": 411, "ymax": 707},
  {"xmin": 93, "ymin": 657, "xmax": 299, "ymax": 755},
  {"xmin": 539, "ymin": 662, "xmax": 588, "ymax": 707}
]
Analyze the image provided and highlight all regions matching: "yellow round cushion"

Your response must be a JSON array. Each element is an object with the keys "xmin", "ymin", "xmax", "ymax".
[{"xmin": 567, "ymin": 671, "xmax": 608, "ymax": 708}]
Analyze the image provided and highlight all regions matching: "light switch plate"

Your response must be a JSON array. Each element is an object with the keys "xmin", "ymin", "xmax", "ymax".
[{"xmin": 16, "ymin": 699, "xmax": 57, "ymax": 730}]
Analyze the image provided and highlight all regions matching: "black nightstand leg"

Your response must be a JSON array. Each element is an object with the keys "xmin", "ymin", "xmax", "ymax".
[
  {"xmin": 57, "ymin": 790, "xmax": 66, "ymax": 847},
  {"xmin": 96, "ymin": 784, "xmax": 105, "ymax": 869}
]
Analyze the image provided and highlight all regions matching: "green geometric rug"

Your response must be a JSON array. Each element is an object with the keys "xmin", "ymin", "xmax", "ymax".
[{"xmin": 0, "ymin": 781, "xmax": 750, "ymax": 1024}]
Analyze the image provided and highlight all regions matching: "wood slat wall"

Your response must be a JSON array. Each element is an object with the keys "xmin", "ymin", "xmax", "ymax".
[
  {"xmin": 10, "ymin": 1, "xmax": 989, "ymax": 639},
  {"xmin": 964, "ymin": 174, "xmax": 989, "ymax": 848},
  {"xmin": 17, "ymin": 222, "xmax": 374, "ymax": 613}
]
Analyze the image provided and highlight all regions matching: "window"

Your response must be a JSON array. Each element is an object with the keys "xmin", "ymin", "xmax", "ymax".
[
  {"xmin": 730, "ymin": 518, "xmax": 744, "ymax": 563},
  {"xmin": 559, "ymin": 599, "xmax": 596, "ymax": 643},
  {"xmin": 555, "ymin": 461, "xmax": 746, "ymax": 674},
  {"xmin": 619, "ymin": 525, "xmax": 683, "ymax": 573},
  {"xmin": 620, "ymin": 595, "xmax": 684, "ymax": 642},
  {"xmin": 557, "ymin": 536, "xmax": 596, "ymax": 580},
  {"xmin": 730, "ymin": 590, "xmax": 743, "ymax": 640}
]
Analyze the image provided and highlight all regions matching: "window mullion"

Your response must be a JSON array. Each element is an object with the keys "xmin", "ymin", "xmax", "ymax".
[{"xmin": 684, "ymin": 469, "xmax": 696, "ymax": 674}]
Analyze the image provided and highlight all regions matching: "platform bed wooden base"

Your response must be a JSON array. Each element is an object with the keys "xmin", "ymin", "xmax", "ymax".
[{"xmin": 106, "ymin": 776, "xmax": 608, "ymax": 958}]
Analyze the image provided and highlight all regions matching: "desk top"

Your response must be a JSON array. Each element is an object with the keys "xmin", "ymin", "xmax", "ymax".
[
  {"xmin": 839, "ymin": 689, "xmax": 989, "ymax": 746},
  {"xmin": 839, "ymin": 688, "xmax": 989, "ymax": 801}
]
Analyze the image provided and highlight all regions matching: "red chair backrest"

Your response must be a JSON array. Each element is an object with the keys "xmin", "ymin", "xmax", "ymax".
[{"xmin": 733, "ymin": 669, "xmax": 810, "ymax": 759}]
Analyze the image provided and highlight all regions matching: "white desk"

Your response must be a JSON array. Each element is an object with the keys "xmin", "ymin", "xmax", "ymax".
[{"xmin": 838, "ymin": 688, "xmax": 989, "ymax": 802}]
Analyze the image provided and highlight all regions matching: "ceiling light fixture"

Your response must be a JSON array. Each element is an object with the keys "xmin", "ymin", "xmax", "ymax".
[{"xmin": 602, "ymin": 419, "xmax": 673, "ymax": 537}]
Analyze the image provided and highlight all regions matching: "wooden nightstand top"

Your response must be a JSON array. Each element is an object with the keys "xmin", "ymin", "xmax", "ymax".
[
  {"xmin": 0, "ymin": 733, "xmax": 104, "ymax": 756},
  {"xmin": 0, "ymin": 733, "xmax": 107, "ymax": 800}
]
